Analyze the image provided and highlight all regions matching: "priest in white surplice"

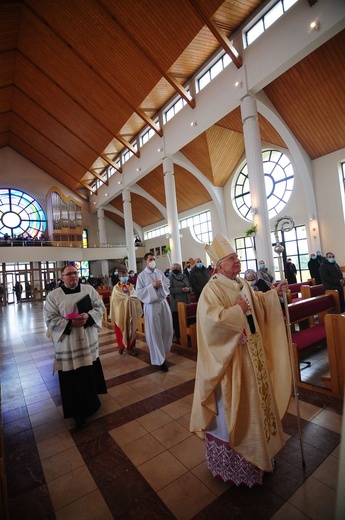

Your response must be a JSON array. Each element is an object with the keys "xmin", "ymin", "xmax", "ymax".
[{"xmin": 136, "ymin": 252, "xmax": 173, "ymax": 372}]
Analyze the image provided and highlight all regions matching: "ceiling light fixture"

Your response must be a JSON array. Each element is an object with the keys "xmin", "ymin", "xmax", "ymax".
[
  {"xmin": 190, "ymin": 121, "xmax": 197, "ymax": 127},
  {"xmin": 235, "ymin": 81, "xmax": 243, "ymax": 88},
  {"xmin": 310, "ymin": 20, "xmax": 319, "ymax": 31},
  {"xmin": 158, "ymin": 147, "xmax": 163, "ymax": 152}
]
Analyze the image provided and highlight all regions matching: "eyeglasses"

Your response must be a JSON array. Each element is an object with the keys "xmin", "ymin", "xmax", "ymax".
[{"xmin": 62, "ymin": 271, "xmax": 79, "ymax": 276}]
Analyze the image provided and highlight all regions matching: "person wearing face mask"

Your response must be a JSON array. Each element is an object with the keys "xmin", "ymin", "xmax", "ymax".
[
  {"xmin": 285, "ymin": 258, "xmax": 297, "ymax": 284},
  {"xmin": 169, "ymin": 263, "xmax": 192, "ymax": 343},
  {"xmin": 319, "ymin": 252, "xmax": 345, "ymax": 312},
  {"xmin": 183, "ymin": 262, "xmax": 192, "ymax": 279},
  {"xmin": 136, "ymin": 253, "xmax": 173, "ymax": 371},
  {"xmin": 308, "ymin": 252, "xmax": 322, "ymax": 284},
  {"xmin": 256, "ymin": 260, "xmax": 275, "ymax": 287},
  {"xmin": 244, "ymin": 269, "xmax": 271, "ymax": 292},
  {"xmin": 110, "ymin": 268, "xmax": 119, "ymax": 287},
  {"xmin": 127, "ymin": 270, "xmax": 138, "ymax": 287},
  {"xmin": 189, "ymin": 257, "xmax": 211, "ymax": 302},
  {"xmin": 109, "ymin": 270, "xmax": 142, "ymax": 356}
]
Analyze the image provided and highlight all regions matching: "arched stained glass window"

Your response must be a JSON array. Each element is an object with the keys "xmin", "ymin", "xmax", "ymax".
[
  {"xmin": 0, "ymin": 188, "xmax": 47, "ymax": 238},
  {"xmin": 233, "ymin": 150, "xmax": 294, "ymax": 221}
]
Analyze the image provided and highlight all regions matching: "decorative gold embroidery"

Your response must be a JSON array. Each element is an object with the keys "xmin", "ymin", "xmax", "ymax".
[{"xmin": 248, "ymin": 332, "xmax": 278, "ymax": 443}]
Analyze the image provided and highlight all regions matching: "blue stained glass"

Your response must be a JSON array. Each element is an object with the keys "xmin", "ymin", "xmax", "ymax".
[{"xmin": 0, "ymin": 188, "xmax": 47, "ymax": 238}]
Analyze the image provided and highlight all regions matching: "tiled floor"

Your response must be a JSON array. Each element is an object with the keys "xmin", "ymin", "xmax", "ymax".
[{"xmin": 0, "ymin": 301, "xmax": 343, "ymax": 519}]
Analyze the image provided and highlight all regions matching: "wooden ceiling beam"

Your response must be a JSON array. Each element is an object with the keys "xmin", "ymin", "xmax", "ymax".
[
  {"xmin": 87, "ymin": 169, "xmax": 108, "ymax": 185},
  {"xmin": 165, "ymin": 75, "xmax": 195, "ymax": 109},
  {"xmin": 79, "ymin": 180, "xmax": 97, "ymax": 194},
  {"xmin": 101, "ymin": 153, "xmax": 122, "ymax": 173},
  {"xmin": 188, "ymin": 0, "xmax": 242, "ymax": 69},
  {"xmin": 136, "ymin": 109, "xmax": 163, "ymax": 137},
  {"xmin": 114, "ymin": 134, "xmax": 139, "ymax": 157},
  {"xmin": 98, "ymin": 0, "xmax": 196, "ymax": 109}
]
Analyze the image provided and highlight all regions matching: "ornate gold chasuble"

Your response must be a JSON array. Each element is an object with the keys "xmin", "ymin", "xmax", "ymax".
[{"xmin": 190, "ymin": 275, "xmax": 292, "ymax": 472}]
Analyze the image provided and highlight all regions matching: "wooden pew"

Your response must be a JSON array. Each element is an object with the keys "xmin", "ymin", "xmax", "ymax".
[
  {"xmin": 285, "ymin": 280, "xmax": 314, "ymax": 304},
  {"xmin": 300, "ymin": 284, "xmax": 325, "ymax": 326},
  {"xmin": 97, "ymin": 289, "xmax": 112, "ymax": 326},
  {"xmin": 177, "ymin": 301, "xmax": 197, "ymax": 351},
  {"xmin": 287, "ymin": 291, "xmax": 340, "ymax": 386},
  {"xmin": 300, "ymin": 284, "xmax": 325, "ymax": 299},
  {"xmin": 323, "ymin": 313, "xmax": 345, "ymax": 397}
]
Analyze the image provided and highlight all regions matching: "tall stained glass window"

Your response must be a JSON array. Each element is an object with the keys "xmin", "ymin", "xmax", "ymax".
[{"xmin": 0, "ymin": 188, "xmax": 47, "ymax": 238}]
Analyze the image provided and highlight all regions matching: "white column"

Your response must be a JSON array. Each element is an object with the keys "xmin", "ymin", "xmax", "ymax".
[
  {"xmin": 163, "ymin": 157, "xmax": 182, "ymax": 266},
  {"xmin": 97, "ymin": 208, "xmax": 109, "ymax": 276},
  {"xmin": 241, "ymin": 93, "xmax": 274, "ymax": 273},
  {"xmin": 122, "ymin": 189, "xmax": 136, "ymax": 272}
]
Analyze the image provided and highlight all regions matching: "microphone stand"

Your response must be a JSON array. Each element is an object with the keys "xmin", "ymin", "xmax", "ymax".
[{"xmin": 274, "ymin": 216, "xmax": 306, "ymax": 467}]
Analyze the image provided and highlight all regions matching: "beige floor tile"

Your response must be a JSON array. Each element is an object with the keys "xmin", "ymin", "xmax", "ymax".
[
  {"xmin": 33, "ymin": 418, "xmax": 68, "ymax": 442},
  {"xmin": 48, "ymin": 465, "xmax": 97, "ymax": 511},
  {"xmin": 150, "ymin": 420, "xmax": 192, "ymax": 449},
  {"xmin": 176, "ymin": 412, "xmax": 191, "ymax": 430},
  {"xmin": 29, "ymin": 407, "xmax": 62, "ymax": 427},
  {"xmin": 288, "ymin": 398, "xmax": 323, "ymax": 421},
  {"xmin": 161, "ymin": 398, "xmax": 192, "ymax": 419},
  {"xmin": 121, "ymin": 433, "xmax": 166, "ymax": 466},
  {"xmin": 55, "ymin": 489, "xmax": 113, "ymax": 520},
  {"xmin": 270, "ymin": 502, "xmax": 311, "ymax": 519},
  {"xmin": 37, "ymin": 431, "xmax": 75, "ymax": 460},
  {"xmin": 288, "ymin": 475, "xmax": 337, "ymax": 520},
  {"xmin": 137, "ymin": 450, "xmax": 188, "ymax": 492},
  {"xmin": 136, "ymin": 409, "xmax": 173, "ymax": 432},
  {"xmin": 109, "ymin": 419, "xmax": 148, "ymax": 446},
  {"xmin": 158, "ymin": 471, "xmax": 217, "ymax": 520},
  {"xmin": 181, "ymin": 393, "xmax": 194, "ymax": 405},
  {"xmin": 331, "ymin": 443, "xmax": 341, "ymax": 459},
  {"xmin": 128, "ymin": 380, "xmax": 165, "ymax": 398},
  {"xmin": 24, "ymin": 389, "xmax": 52, "ymax": 404},
  {"xmin": 312, "ymin": 455, "xmax": 339, "ymax": 490},
  {"xmin": 310, "ymin": 409, "xmax": 343, "ymax": 433},
  {"xmin": 90, "ymin": 397, "xmax": 121, "ymax": 418},
  {"xmin": 41, "ymin": 446, "xmax": 85, "ymax": 482},
  {"xmin": 168, "ymin": 369, "xmax": 196, "ymax": 383},
  {"xmin": 27, "ymin": 397, "xmax": 57, "ymax": 415},
  {"xmin": 191, "ymin": 460, "xmax": 232, "ymax": 496},
  {"xmin": 107, "ymin": 386, "xmax": 142, "ymax": 406},
  {"xmin": 169, "ymin": 434, "xmax": 206, "ymax": 469}
]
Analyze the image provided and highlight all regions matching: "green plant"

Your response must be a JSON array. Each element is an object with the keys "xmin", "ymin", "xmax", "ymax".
[
  {"xmin": 245, "ymin": 224, "xmax": 257, "ymax": 237},
  {"xmin": 162, "ymin": 246, "xmax": 171, "ymax": 254}
]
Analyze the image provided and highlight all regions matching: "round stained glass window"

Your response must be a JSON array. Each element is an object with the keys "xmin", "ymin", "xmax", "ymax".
[
  {"xmin": 233, "ymin": 150, "xmax": 294, "ymax": 221},
  {"xmin": 0, "ymin": 188, "xmax": 47, "ymax": 238}
]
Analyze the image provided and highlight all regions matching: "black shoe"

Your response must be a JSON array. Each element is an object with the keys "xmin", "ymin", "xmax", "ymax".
[
  {"xmin": 159, "ymin": 361, "xmax": 169, "ymax": 372},
  {"xmin": 128, "ymin": 348, "xmax": 138, "ymax": 356},
  {"xmin": 118, "ymin": 348, "xmax": 124, "ymax": 355},
  {"xmin": 75, "ymin": 416, "xmax": 86, "ymax": 430}
]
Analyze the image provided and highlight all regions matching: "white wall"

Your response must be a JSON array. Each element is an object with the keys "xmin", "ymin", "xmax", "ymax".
[
  {"xmin": 314, "ymin": 148, "xmax": 345, "ymax": 263},
  {"xmin": 0, "ymin": 147, "xmax": 125, "ymax": 248}
]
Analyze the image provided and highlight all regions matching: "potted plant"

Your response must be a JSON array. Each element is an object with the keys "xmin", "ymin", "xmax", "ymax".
[
  {"xmin": 162, "ymin": 245, "xmax": 171, "ymax": 265},
  {"xmin": 245, "ymin": 224, "xmax": 257, "ymax": 237}
]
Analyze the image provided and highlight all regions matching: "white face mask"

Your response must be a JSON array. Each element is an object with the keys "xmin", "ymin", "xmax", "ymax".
[
  {"xmin": 148, "ymin": 260, "xmax": 156, "ymax": 269},
  {"xmin": 249, "ymin": 280, "xmax": 256, "ymax": 286}
]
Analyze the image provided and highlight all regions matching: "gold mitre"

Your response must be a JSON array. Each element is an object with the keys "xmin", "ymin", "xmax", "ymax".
[{"xmin": 205, "ymin": 232, "xmax": 236, "ymax": 264}]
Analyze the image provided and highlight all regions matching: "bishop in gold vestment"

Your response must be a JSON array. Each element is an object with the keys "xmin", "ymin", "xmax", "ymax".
[{"xmin": 190, "ymin": 233, "xmax": 292, "ymax": 487}]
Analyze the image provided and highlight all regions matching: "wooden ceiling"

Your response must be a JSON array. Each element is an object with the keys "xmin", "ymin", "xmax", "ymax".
[{"xmin": 1, "ymin": 1, "xmax": 345, "ymax": 230}]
